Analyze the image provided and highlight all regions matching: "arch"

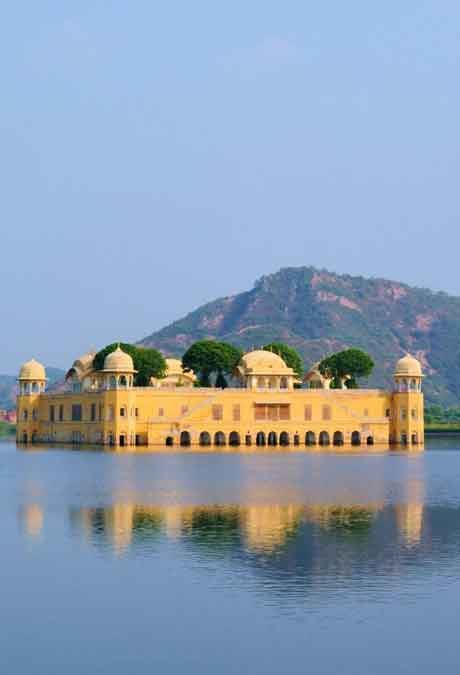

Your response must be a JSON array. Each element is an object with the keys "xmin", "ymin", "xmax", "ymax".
[
  {"xmin": 256, "ymin": 431, "xmax": 266, "ymax": 447},
  {"xmin": 180, "ymin": 431, "xmax": 191, "ymax": 447},
  {"xmin": 280, "ymin": 377, "xmax": 288, "ymax": 389},
  {"xmin": 401, "ymin": 433, "xmax": 408, "ymax": 445},
  {"xmin": 268, "ymin": 377, "xmax": 277, "ymax": 389},
  {"xmin": 257, "ymin": 377, "xmax": 265, "ymax": 389},
  {"xmin": 333, "ymin": 431, "xmax": 344, "ymax": 446},
  {"xmin": 294, "ymin": 433, "xmax": 300, "ymax": 446},
  {"xmin": 351, "ymin": 431, "xmax": 361, "ymax": 446},
  {"xmin": 267, "ymin": 431, "xmax": 277, "ymax": 446},
  {"xmin": 411, "ymin": 433, "xmax": 418, "ymax": 445},
  {"xmin": 229, "ymin": 431, "xmax": 241, "ymax": 447},
  {"xmin": 166, "ymin": 435, "xmax": 174, "ymax": 447},
  {"xmin": 366, "ymin": 436, "xmax": 374, "ymax": 446},
  {"xmin": 22, "ymin": 432, "xmax": 28, "ymax": 444},
  {"xmin": 245, "ymin": 434, "xmax": 252, "ymax": 446},
  {"xmin": 319, "ymin": 431, "xmax": 330, "ymax": 446},
  {"xmin": 279, "ymin": 431, "xmax": 290, "ymax": 446},
  {"xmin": 305, "ymin": 431, "xmax": 316, "ymax": 446},
  {"xmin": 214, "ymin": 431, "xmax": 226, "ymax": 446},
  {"xmin": 109, "ymin": 375, "xmax": 117, "ymax": 389},
  {"xmin": 119, "ymin": 434, "xmax": 126, "ymax": 447},
  {"xmin": 119, "ymin": 375, "xmax": 127, "ymax": 387},
  {"xmin": 199, "ymin": 431, "xmax": 211, "ymax": 446}
]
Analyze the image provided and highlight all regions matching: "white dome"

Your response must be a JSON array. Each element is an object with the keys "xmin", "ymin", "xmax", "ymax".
[{"xmin": 103, "ymin": 347, "xmax": 135, "ymax": 372}]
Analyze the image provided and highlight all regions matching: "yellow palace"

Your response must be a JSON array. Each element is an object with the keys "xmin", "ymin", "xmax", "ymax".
[{"xmin": 16, "ymin": 348, "xmax": 424, "ymax": 448}]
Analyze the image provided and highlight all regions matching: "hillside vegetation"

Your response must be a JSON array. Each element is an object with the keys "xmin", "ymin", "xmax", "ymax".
[{"xmin": 139, "ymin": 266, "xmax": 460, "ymax": 406}]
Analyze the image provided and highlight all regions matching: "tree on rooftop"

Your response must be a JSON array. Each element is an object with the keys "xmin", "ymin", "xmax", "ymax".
[
  {"xmin": 263, "ymin": 342, "xmax": 304, "ymax": 379},
  {"xmin": 318, "ymin": 348, "xmax": 374, "ymax": 389},
  {"xmin": 93, "ymin": 343, "xmax": 166, "ymax": 386},
  {"xmin": 182, "ymin": 340, "xmax": 243, "ymax": 387}
]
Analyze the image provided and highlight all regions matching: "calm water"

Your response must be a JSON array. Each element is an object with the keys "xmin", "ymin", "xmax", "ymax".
[{"xmin": 2, "ymin": 438, "xmax": 460, "ymax": 674}]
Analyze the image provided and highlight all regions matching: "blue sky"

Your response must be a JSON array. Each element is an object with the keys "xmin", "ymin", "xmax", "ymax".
[{"xmin": 1, "ymin": 1, "xmax": 459, "ymax": 372}]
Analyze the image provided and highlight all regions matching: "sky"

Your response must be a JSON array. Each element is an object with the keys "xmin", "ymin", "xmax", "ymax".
[{"xmin": 1, "ymin": 1, "xmax": 459, "ymax": 373}]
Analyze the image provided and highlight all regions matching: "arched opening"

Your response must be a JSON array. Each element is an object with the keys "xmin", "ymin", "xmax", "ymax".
[
  {"xmin": 199, "ymin": 431, "xmax": 211, "ymax": 446},
  {"xmin": 245, "ymin": 434, "xmax": 252, "ymax": 446},
  {"xmin": 319, "ymin": 431, "xmax": 330, "ymax": 446},
  {"xmin": 229, "ymin": 431, "xmax": 241, "ymax": 447},
  {"xmin": 351, "ymin": 431, "xmax": 361, "ymax": 446},
  {"xmin": 119, "ymin": 375, "xmax": 127, "ymax": 387},
  {"xmin": 180, "ymin": 431, "xmax": 191, "ymax": 447},
  {"xmin": 256, "ymin": 431, "xmax": 266, "ymax": 447},
  {"xmin": 305, "ymin": 431, "xmax": 316, "ymax": 446},
  {"xmin": 166, "ymin": 436, "xmax": 174, "ymax": 447},
  {"xmin": 294, "ymin": 433, "xmax": 300, "ymax": 446},
  {"xmin": 119, "ymin": 434, "xmax": 126, "ymax": 447},
  {"xmin": 22, "ymin": 432, "xmax": 28, "ymax": 444},
  {"xmin": 214, "ymin": 431, "xmax": 226, "ymax": 446},
  {"xmin": 109, "ymin": 375, "xmax": 117, "ymax": 389},
  {"xmin": 366, "ymin": 436, "xmax": 374, "ymax": 446},
  {"xmin": 279, "ymin": 431, "xmax": 290, "ymax": 446},
  {"xmin": 411, "ymin": 433, "xmax": 418, "ymax": 445},
  {"xmin": 333, "ymin": 431, "xmax": 344, "ymax": 446},
  {"xmin": 280, "ymin": 377, "xmax": 288, "ymax": 389},
  {"xmin": 401, "ymin": 433, "xmax": 408, "ymax": 445},
  {"xmin": 268, "ymin": 377, "xmax": 277, "ymax": 389},
  {"xmin": 268, "ymin": 431, "xmax": 277, "ymax": 446},
  {"xmin": 257, "ymin": 377, "xmax": 265, "ymax": 389}
]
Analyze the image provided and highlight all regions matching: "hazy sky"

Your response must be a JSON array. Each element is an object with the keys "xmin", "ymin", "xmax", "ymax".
[{"xmin": 1, "ymin": 1, "xmax": 459, "ymax": 373}]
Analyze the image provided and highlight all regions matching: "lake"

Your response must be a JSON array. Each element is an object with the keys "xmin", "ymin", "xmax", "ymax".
[{"xmin": 1, "ymin": 437, "xmax": 459, "ymax": 674}]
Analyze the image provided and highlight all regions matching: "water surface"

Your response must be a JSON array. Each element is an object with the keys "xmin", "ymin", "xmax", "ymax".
[{"xmin": 1, "ymin": 438, "xmax": 459, "ymax": 674}]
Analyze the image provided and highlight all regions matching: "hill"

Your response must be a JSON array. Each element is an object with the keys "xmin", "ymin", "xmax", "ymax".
[
  {"xmin": 139, "ymin": 266, "xmax": 460, "ymax": 406},
  {"xmin": 0, "ymin": 367, "xmax": 65, "ymax": 411}
]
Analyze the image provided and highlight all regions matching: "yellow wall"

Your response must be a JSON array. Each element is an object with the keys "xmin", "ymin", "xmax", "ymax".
[{"xmin": 16, "ymin": 384, "xmax": 424, "ymax": 448}]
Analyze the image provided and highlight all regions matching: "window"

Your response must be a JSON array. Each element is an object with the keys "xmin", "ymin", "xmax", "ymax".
[
  {"xmin": 71, "ymin": 404, "xmax": 82, "ymax": 421},
  {"xmin": 254, "ymin": 404, "xmax": 266, "ymax": 420},
  {"xmin": 98, "ymin": 404, "xmax": 103, "ymax": 421},
  {"xmin": 23, "ymin": 410, "xmax": 28, "ymax": 421},
  {"xmin": 322, "ymin": 405, "xmax": 331, "ymax": 421},
  {"xmin": 49, "ymin": 406, "xmax": 55, "ymax": 422},
  {"xmin": 268, "ymin": 405, "xmax": 278, "ymax": 421},
  {"xmin": 363, "ymin": 409, "xmax": 369, "ymax": 417},
  {"xmin": 158, "ymin": 408, "xmax": 164, "ymax": 417},
  {"xmin": 59, "ymin": 404, "xmax": 64, "ymax": 422},
  {"xmin": 120, "ymin": 407, "xmax": 126, "ymax": 417},
  {"xmin": 212, "ymin": 405, "xmax": 223, "ymax": 421},
  {"xmin": 90, "ymin": 403, "xmax": 97, "ymax": 422},
  {"xmin": 304, "ymin": 405, "xmax": 312, "ymax": 421},
  {"xmin": 400, "ymin": 408, "xmax": 407, "ymax": 421},
  {"xmin": 279, "ymin": 404, "xmax": 290, "ymax": 420},
  {"xmin": 385, "ymin": 408, "xmax": 391, "ymax": 418},
  {"xmin": 181, "ymin": 405, "xmax": 189, "ymax": 415},
  {"xmin": 232, "ymin": 404, "xmax": 241, "ymax": 422},
  {"xmin": 135, "ymin": 408, "xmax": 139, "ymax": 417},
  {"xmin": 411, "ymin": 408, "xmax": 418, "ymax": 420},
  {"xmin": 32, "ymin": 409, "xmax": 37, "ymax": 421}
]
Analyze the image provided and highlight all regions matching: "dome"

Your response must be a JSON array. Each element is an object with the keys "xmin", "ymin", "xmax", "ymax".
[
  {"xmin": 165, "ymin": 358, "xmax": 185, "ymax": 376},
  {"xmin": 103, "ymin": 346, "xmax": 135, "ymax": 372},
  {"xmin": 239, "ymin": 350, "xmax": 292, "ymax": 373},
  {"xmin": 394, "ymin": 353, "xmax": 423, "ymax": 377},
  {"xmin": 19, "ymin": 358, "xmax": 46, "ymax": 381}
]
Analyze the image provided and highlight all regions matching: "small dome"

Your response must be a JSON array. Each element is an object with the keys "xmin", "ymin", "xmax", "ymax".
[
  {"xmin": 394, "ymin": 353, "xmax": 423, "ymax": 377},
  {"xmin": 165, "ymin": 358, "xmax": 185, "ymax": 376},
  {"xmin": 103, "ymin": 346, "xmax": 135, "ymax": 372},
  {"xmin": 240, "ymin": 350, "xmax": 289, "ymax": 372},
  {"xmin": 19, "ymin": 358, "xmax": 46, "ymax": 381}
]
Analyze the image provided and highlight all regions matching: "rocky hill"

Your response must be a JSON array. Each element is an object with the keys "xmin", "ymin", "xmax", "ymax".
[{"xmin": 139, "ymin": 267, "xmax": 460, "ymax": 406}]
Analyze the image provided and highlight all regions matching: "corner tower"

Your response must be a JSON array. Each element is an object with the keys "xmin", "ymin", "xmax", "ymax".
[
  {"xmin": 391, "ymin": 354, "xmax": 424, "ymax": 447},
  {"xmin": 16, "ymin": 359, "xmax": 47, "ymax": 444}
]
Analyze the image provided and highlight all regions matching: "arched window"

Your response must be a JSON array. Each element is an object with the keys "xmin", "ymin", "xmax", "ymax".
[
  {"xmin": 166, "ymin": 436, "xmax": 174, "ymax": 446},
  {"xmin": 107, "ymin": 406, "xmax": 114, "ymax": 421},
  {"xmin": 279, "ymin": 431, "xmax": 290, "ymax": 446},
  {"xmin": 366, "ymin": 436, "xmax": 374, "ymax": 446},
  {"xmin": 214, "ymin": 431, "xmax": 226, "ymax": 446},
  {"xmin": 229, "ymin": 431, "xmax": 240, "ymax": 446},
  {"xmin": 333, "ymin": 431, "xmax": 344, "ymax": 446},
  {"xmin": 305, "ymin": 431, "xmax": 316, "ymax": 446},
  {"xmin": 268, "ymin": 377, "xmax": 277, "ymax": 389},
  {"xmin": 110, "ymin": 375, "xmax": 117, "ymax": 389},
  {"xmin": 293, "ymin": 433, "xmax": 300, "ymax": 446},
  {"xmin": 319, "ymin": 431, "xmax": 330, "ymax": 446},
  {"xmin": 267, "ymin": 431, "xmax": 277, "ymax": 446},
  {"xmin": 280, "ymin": 377, "xmax": 288, "ymax": 389},
  {"xmin": 411, "ymin": 433, "xmax": 418, "ymax": 445},
  {"xmin": 199, "ymin": 431, "xmax": 211, "ymax": 446},
  {"xmin": 245, "ymin": 434, "xmax": 252, "ymax": 446},
  {"xmin": 119, "ymin": 375, "xmax": 127, "ymax": 387},
  {"xmin": 351, "ymin": 431, "xmax": 361, "ymax": 446},
  {"xmin": 180, "ymin": 431, "xmax": 191, "ymax": 447},
  {"xmin": 32, "ymin": 382, "xmax": 39, "ymax": 393},
  {"xmin": 256, "ymin": 431, "xmax": 266, "ymax": 447}
]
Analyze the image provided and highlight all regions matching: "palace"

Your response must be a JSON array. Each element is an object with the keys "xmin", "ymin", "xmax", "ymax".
[{"xmin": 15, "ymin": 348, "xmax": 424, "ymax": 448}]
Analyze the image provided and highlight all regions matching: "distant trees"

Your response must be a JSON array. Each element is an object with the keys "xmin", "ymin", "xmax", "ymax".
[
  {"xmin": 182, "ymin": 340, "xmax": 243, "ymax": 387},
  {"xmin": 93, "ymin": 343, "xmax": 166, "ymax": 386},
  {"xmin": 263, "ymin": 342, "xmax": 304, "ymax": 379},
  {"xmin": 318, "ymin": 348, "xmax": 374, "ymax": 388}
]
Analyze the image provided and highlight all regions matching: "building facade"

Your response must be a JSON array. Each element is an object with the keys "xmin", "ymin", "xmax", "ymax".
[{"xmin": 16, "ymin": 349, "xmax": 424, "ymax": 449}]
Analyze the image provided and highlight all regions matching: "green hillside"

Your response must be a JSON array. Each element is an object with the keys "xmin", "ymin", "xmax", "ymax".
[{"xmin": 139, "ymin": 266, "xmax": 460, "ymax": 406}]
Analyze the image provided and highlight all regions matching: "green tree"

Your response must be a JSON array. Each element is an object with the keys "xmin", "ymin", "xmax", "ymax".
[
  {"xmin": 263, "ymin": 342, "xmax": 304, "ymax": 379},
  {"xmin": 319, "ymin": 348, "xmax": 374, "ymax": 389},
  {"xmin": 182, "ymin": 340, "xmax": 243, "ymax": 387},
  {"xmin": 93, "ymin": 343, "xmax": 166, "ymax": 386}
]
